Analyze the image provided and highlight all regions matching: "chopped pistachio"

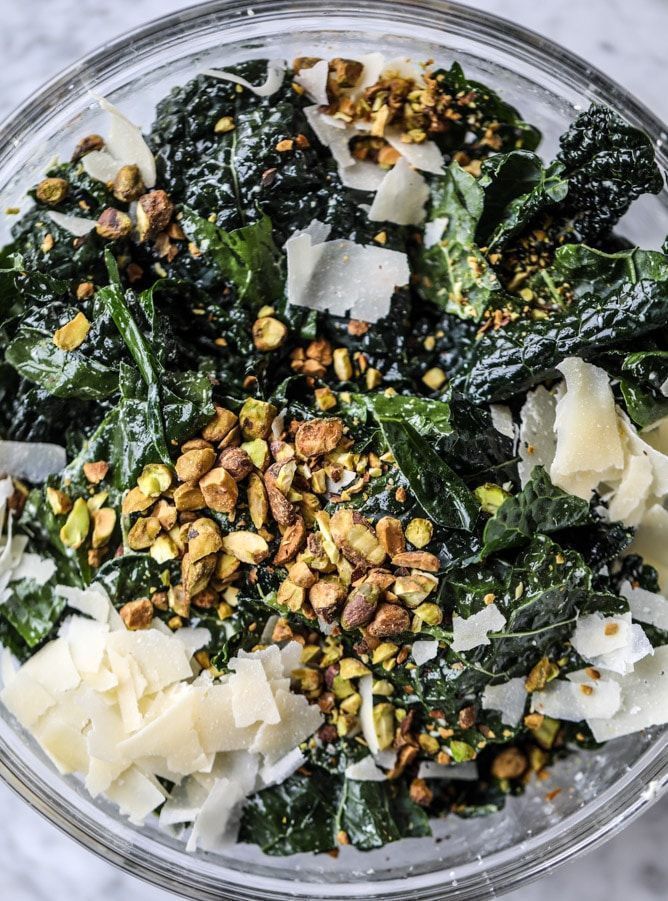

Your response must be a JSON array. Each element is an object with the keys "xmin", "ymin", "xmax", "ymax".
[
  {"xmin": 333, "ymin": 347, "xmax": 353, "ymax": 381},
  {"xmin": 53, "ymin": 312, "xmax": 91, "ymax": 351},
  {"xmin": 239, "ymin": 398, "xmax": 278, "ymax": 440},
  {"xmin": 187, "ymin": 517, "xmax": 223, "ymax": 562},
  {"xmin": 127, "ymin": 516, "xmax": 161, "ymax": 550},
  {"xmin": 91, "ymin": 507, "xmax": 116, "ymax": 548},
  {"xmin": 372, "ymin": 702, "xmax": 395, "ymax": 750},
  {"xmin": 119, "ymin": 598, "xmax": 153, "ymax": 631},
  {"xmin": 405, "ymin": 518, "xmax": 433, "ymax": 549},
  {"xmin": 59, "ymin": 497, "xmax": 91, "ymax": 549},
  {"xmin": 137, "ymin": 463, "xmax": 173, "ymax": 497},
  {"xmin": 252, "ymin": 316, "xmax": 288, "ymax": 351},
  {"xmin": 149, "ymin": 533, "xmax": 179, "ymax": 563},
  {"xmin": 222, "ymin": 530, "xmax": 270, "ymax": 564},
  {"xmin": 422, "ymin": 367, "xmax": 447, "ymax": 391},
  {"xmin": 122, "ymin": 486, "xmax": 154, "ymax": 515},
  {"xmin": 242, "ymin": 438, "xmax": 270, "ymax": 471},
  {"xmin": 474, "ymin": 482, "xmax": 511, "ymax": 514},
  {"xmin": 46, "ymin": 487, "xmax": 72, "ymax": 516},
  {"xmin": 338, "ymin": 658, "xmax": 371, "ymax": 679}
]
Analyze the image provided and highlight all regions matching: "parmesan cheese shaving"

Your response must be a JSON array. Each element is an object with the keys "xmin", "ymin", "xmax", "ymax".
[
  {"xmin": 411, "ymin": 639, "xmax": 439, "ymax": 666},
  {"xmin": 517, "ymin": 385, "xmax": 558, "ymax": 485},
  {"xmin": 0, "ymin": 440, "xmax": 66, "ymax": 483},
  {"xmin": 482, "ymin": 677, "xmax": 527, "ymax": 727},
  {"xmin": 285, "ymin": 221, "xmax": 409, "ymax": 323},
  {"xmin": 48, "ymin": 211, "xmax": 96, "ymax": 237},
  {"xmin": 550, "ymin": 358, "xmax": 624, "ymax": 499},
  {"xmin": 531, "ymin": 675, "xmax": 621, "ymax": 721},
  {"xmin": 586, "ymin": 645, "xmax": 668, "ymax": 741},
  {"xmin": 368, "ymin": 158, "xmax": 429, "ymax": 225},
  {"xmin": 383, "ymin": 128, "xmax": 445, "ymax": 174},
  {"xmin": 203, "ymin": 60, "xmax": 285, "ymax": 98},
  {"xmin": 359, "ymin": 674, "xmax": 379, "ymax": 755},
  {"xmin": 345, "ymin": 755, "xmax": 387, "ymax": 781},
  {"xmin": 0, "ymin": 622, "xmax": 322, "ymax": 840},
  {"xmin": 621, "ymin": 582, "xmax": 668, "ymax": 631},
  {"xmin": 294, "ymin": 60, "xmax": 329, "ymax": 105},
  {"xmin": 84, "ymin": 96, "xmax": 156, "ymax": 188},
  {"xmin": 627, "ymin": 504, "xmax": 668, "ymax": 592},
  {"xmin": 451, "ymin": 604, "xmax": 506, "ymax": 653}
]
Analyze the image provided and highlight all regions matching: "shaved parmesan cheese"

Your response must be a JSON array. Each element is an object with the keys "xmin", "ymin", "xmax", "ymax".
[
  {"xmin": 592, "ymin": 624, "xmax": 653, "ymax": 676},
  {"xmin": 423, "ymin": 216, "xmax": 448, "ymax": 248},
  {"xmin": 303, "ymin": 106, "xmax": 356, "ymax": 169},
  {"xmin": 0, "ymin": 670, "xmax": 55, "ymax": 727},
  {"xmin": 571, "ymin": 612, "xmax": 631, "ymax": 659},
  {"xmin": 229, "ymin": 658, "xmax": 280, "ymax": 727},
  {"xmin": 107, "ymin": 629, "xmax": 192, "ymax": 693},
  {"xmin": 368, "ymin": 158, "xmax": 429, "ymax": 225},
  {"xmin": 10, "ymin": 553, "xmax": 55, "ymax": 586},
  {"xmin": 294, "ymin": 60, "xmax": 329, "ymax": 105},
  {"xmin": 186, "ymin": 776, "xmax": 239, "ymax": 852},
  {"xmin": 621, "ymin": 582, "xmax": 668, "ymax": 631},
  {"xmin": 338, "ymin": 160, "xmax": 387, "ymax": 191},
  {"xmin": 62, "ymin": 617, "xmax": 109, "ymax": 674},
  {"xmin": 0, "ymin": 647, "xmax": 18, "ymax": 688},
  {"xmin": 203, "ymin": 60, "xmax": 285, "ymax": 98},
  {"xmin": 285, "ymin": 224, "xmax": 409, "ymax": 323},
  {"xmin": 24, "ymin": 638, "xmax": 80, "ymax": 694},
  {"xmin": 55, "ymin": 583, "xmax": 112, "ymax": 622},
  {"xmin": 359, "ymin": 674, "xmax": 379, "ymax": 755},
  {"xmin": 586, "ymin": 645, "xmax": 668, "ymax": 741},
  {"xmin": 106, "ymin": 766, "xmax": 166, "ymax": 825},
  {"xmin": 451, "ymin": 604, "xmax": 506, "ymax": 653},
  {"xmin": 159, "ymin": 777, "xmax": 210, "ymax": 827},
  {"xmin": 194, "ymin": 684, "xmax": 255, "ymax": 753},
  {"xmin": 482, "ymin": 677, "xmax": 527, "ymax": 727},
  {"xmin": 48, "ymin": 211, "xmax": 96, "ymax": 237},
  {"xmin": 345, "ymin": 755, "xmax": 387, "ymax": 781},
  {"xmin": 531, "ymin": 676, "xmax": 621, "ymax": 721},
  {"xmin": 627, "ymin": 504, "xmax": 668, "ymax": 592},
  {"xmin": 250, "ymin": 689, "xmax": 322, "ymax": 763},
  {"xmin": 418, "ymin": 760, "xmax": 478, "ymax": 781},
  {"xmin": 85, "ymin": 96, "xmax": 156, "ymax": 188},
  {"xmin": 490, "ymin": 404, "xmax": 515, "ymax": 441},
  {"xmin": 352, "ymin": 52, "xmax": 385, "ymax": 97},
  {"xmin": 260, "ymin": 747, "xmax": 304, "ymax": 787},
  {"xmin": 279, "ymin": 640, "xmax": 303, "ymax": 677},
  {"xmin": 174, "ymin": 627, "xmax": 212, "ymax": 659},
  {"xmin": 518, "ymin": 385, "xmax": 558, "ymax": 485},
  {"xmin": 550, "ymin": 358, "xmax": 624, "ymax": 499},
  {"xmin": 607, "ymin": 451, "xmax": 653, "ymax": 526},
  {"xmin": 412, "ymin": 639, "xmax": 439, "ymax": 666},
  {"xmin": 33, "ymin": 699, "xmax": 90, "ymax": 773},
  {"xmin": 384, "ymin": 129, "xmax": 444, "ymax": 174},
  {"xmin": 260, "ymin": 614, "xmax": 279, "ymax": 645},
  {"xmin": 0, "ymin": 440, "xmax": 66, "ymax": 482}
]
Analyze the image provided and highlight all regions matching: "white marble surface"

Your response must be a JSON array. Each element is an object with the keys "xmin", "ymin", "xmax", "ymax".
[{"xmin": 1, "ymin": 1, "xmax": 667, "ymax": 899}]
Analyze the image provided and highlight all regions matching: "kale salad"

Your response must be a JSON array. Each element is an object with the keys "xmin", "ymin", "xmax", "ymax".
[{"xmin": 1, "ymin": 51, "xmax": 668, "ymax": 857}]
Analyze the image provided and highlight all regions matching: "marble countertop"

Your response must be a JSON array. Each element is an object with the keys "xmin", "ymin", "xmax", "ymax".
[{"xmin": 1, "ymin": 1, "xmax": 667, "ymax": 899}]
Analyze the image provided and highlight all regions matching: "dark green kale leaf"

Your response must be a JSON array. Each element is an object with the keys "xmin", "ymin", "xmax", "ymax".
[
  {"xmin": 178, "ymin": 208, "xmax": 282, "ymax": 309},
  {"xmin": 481, "ymin": 467, "xmax": 591, "ymax": 558},
  {"xmin": 617, "ymin": 348, "xmax": 668, "ymax": 427},
  {"xmin": 239, "ymin": 768, "xmax": 430, "ymax": 854},
  {"xmin": 454, "ymin": 245, "xmax": 668, "ymax": 402},
  {"xmin": 350, "ymin": 391, "xmax": 452, "ymax": 440},
  {"xmin": 0, "ymin": 580, "xmax": 65, "ymax": 648},
  {"xmin": 429, "ymin": 63, "xmax": 541, "ymax": 158},
  {"xmin": 62, "ymin": 362, "xmax": 212, "ymax": 498},
  {"xmin": 555, "ymin": 104, "xmax": 664, "ymax": 243},
  {"xmin": 93, "ymin": 554, "xmax": 171, "ymax": 608},
  {"xmin": 97, "ymin": 252, "xmax": 214, "ymax": 468},
  {"xmin": 359, "ymin": 400, "xmax": 478, "ymax": 530},
  {"xmin": 417, "ymin": 163, "xmax": 504, "ymax": 320},
  {"xmin": 476, "ymin": 151, "xmax": 568, "ymax": 252}
]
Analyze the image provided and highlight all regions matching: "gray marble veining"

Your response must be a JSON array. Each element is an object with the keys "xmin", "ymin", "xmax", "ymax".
[{"xmin": 0, "ymin": 1, "xmax": 667, "ymax": 899}]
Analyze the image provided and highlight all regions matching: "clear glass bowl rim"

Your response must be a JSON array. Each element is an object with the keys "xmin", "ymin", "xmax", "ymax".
[{"xmin": 0, "ymin": 1, "xmax": 667, "ymax": 899}]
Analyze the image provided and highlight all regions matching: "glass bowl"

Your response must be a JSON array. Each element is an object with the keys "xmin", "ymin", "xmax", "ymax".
[{"xmin": 1, "ymin": 1, "xmax": 667, "ymax": 898}]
